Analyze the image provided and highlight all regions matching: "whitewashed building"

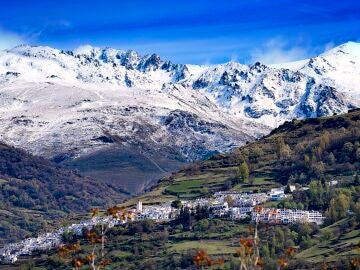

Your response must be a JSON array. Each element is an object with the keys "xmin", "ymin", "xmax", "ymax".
[
  {"xmin": 252, "ymin": 208, "xmax": 324, "ymax": 225},
  {"xmin": 268, "ymin": 188, "xmax": 286, "ymax": 201}
]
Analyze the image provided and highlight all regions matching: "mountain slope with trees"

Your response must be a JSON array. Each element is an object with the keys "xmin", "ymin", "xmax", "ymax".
[
  {"xmin": 0, "ymin": 142, "xmax": 126, "ymax": 245},
  {"xmin": 130, "ymin": 108, "xmax": 360, "ymax": 205}
]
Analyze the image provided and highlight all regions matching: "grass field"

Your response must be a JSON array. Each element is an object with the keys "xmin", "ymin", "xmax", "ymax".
[
  {"xmin": 0, "ymin": 178, "xmax": 8, "ymax": 184},
  {"xmin": 121, "ymin": 186, "xmax": 177, "ymax": 207},
  {"xmin": 164, "ymin": 172, "xmax": 229, "ymax": 198},
  {"xmin": 231, "ymin": 176, "xmax": 280, "ymax": 192},
  {"xmin": 168, "ymin": 239, "xmax": 237, "ymax": 254}
]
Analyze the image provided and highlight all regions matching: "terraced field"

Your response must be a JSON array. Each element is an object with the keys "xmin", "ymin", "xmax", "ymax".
[{"xmin": 297, "ymin": 218, "xmax": 360, "ymax": 263}]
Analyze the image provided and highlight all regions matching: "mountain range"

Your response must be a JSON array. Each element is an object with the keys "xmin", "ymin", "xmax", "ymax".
[{"xmin": 0, "ymin": 41, "xmax": 359, "ymax": 193}]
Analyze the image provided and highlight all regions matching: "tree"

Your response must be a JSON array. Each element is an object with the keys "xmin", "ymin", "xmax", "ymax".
[
  {"xmin": 200, "ymin": 187, "xmax": 209, "ymax": 195},
  {"xmin": 356, "ymin": 148, "xmax": 360, "ymax": 161},
  {"xmin": 354, "ymin": 173, "xmax": 360, "ymax": 185},
  {"xmin": 313, "ymin": 146, "xmax": 323, "ymax": 161},
  {"xmin": 311, "ymin": 161, "xmax": 325, "ymax": 179},
  {"xmin": 276, "ymin": 137, "xmax": 285, "ymax": 159},
  {"xmin": 171, "ymin": 200, "xmax": 182, "ymax": 209},
  {"xmin": 276, "ymin": 137, "xmax": 292, "ymax": 159},
  {"xmin": 319, "ymin": 131, "xmax": 330, "ymax": 150},
  {"xmin": 343, "ymin": 142, "xmax": 354, "ymax": 154},
  {"xmin": 234, "ymin": 162, "xmax": 250, "ymax": 184},
  {"xmin": 353, "ymin": 200, "xmax": 360, "ymax": 222},
  {"xmin": 224, "ymin": 195, "xmax": 235, "ymax": 207},
  {"xmin": 327, "ymin": 152, "xmax": 336, "ymax": 165},
  {"xmin": 239, "ymin": 162, "xmax": 250, "ymax": 183},
  {"xmin": 234, "ymin": 168, "xmax": 242, "ymax": 184},
  {"xmin": 195, "ymin": 219, "xmax": 209, "ymax": 231},
  {"xmin": 251, "ymin": 146, "xmax": 263, "ymax": 161},
  {"xmin": 193, "ymin": 250, "xmax": 224, "ymax": 269},
  {"xmin": 284, "ymin": 184, "xmax": 292, "ymax": 194},
  {"xmin": 304, "ymin": 154, "xmax": 311, "ymax": 169},
  {"xmin": 325, "ymin": 193, "xmax": 351, "ymax": 223}
]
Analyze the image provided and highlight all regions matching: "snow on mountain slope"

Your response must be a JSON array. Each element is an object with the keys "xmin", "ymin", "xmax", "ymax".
[
  {"xmin": 269, "ymin": 59, "xmax": 309, "ymax": 71},
  {"xmin": 0, "ymin": 42, "xmax": 358, "ymax": 192},
  {"xmin": 299, "ymin": 42, "xmax": 360, "ymax": 103},
  {"xmin": 0, "ymin": 45, "xmax": 264, "ymax": 166}
]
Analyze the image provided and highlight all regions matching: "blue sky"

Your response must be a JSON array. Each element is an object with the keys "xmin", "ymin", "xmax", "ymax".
[{"xmin": 0, "ymin": 0, "xmax": 359, "ymax": 64}]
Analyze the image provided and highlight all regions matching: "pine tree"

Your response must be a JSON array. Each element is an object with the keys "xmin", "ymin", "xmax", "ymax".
[
  {"xmin": 327, "ymin": 152, "xmax": 336, "ymax": 165},
  {"xmin": 354, "ymin": 172, "xmax": 360, "ymax": 185}
]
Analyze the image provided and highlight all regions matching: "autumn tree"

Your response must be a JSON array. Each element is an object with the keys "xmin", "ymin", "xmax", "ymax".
[
  {"xmin": 276, "ymin": 137, "xmax": 292, "ymax": 159},
  {"xmin": 193, "ymin": 250, "xmax": 224, "ymax": 269},
  {"xmin": 325, "ymin": 193, "xmax": 351, "ymax": 223},
  {"xmin": 224, "ymin": 195, "xmax": 235, "ymax": 207},
  {"xmin": 353, "ymin": 200, "xmax": 360, "ymax": 222},
  {"xmin": 59, "ymin": 206, "xmax": 132, "ymax": 269},
  {"xmin": 250, "ymin": 146, "xmax": 263, "ymax": 161},
  {"xmin": 319, "ymin": 131, "xmax": 330, "ymax": 150}
]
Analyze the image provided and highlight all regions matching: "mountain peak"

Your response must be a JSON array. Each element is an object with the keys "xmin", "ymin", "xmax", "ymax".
[
  {"xmin": 321, "ymin": 41, "xmax": 360, "ymax": 57},
  {"xmin": 73, "ymin": 44, "xmax": 101, "ymax": 56}
]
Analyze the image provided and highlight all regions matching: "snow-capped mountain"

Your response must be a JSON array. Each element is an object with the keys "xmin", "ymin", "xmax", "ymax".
[{"xmin": 0, "ymin": 42, "xmax": 358, "ymax": 192}]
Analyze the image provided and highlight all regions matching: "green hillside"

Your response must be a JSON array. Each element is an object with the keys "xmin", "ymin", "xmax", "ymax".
[
  {"xmin": 0, "ymin": 143, "xmax": 127, "ymax": 245},
  {"xmin": 125, "ymin": 108, "xmax": 360, "ymax": 206}
]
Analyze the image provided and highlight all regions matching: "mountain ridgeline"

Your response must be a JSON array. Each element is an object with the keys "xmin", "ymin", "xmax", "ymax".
[{"xmin": 0, "ymin": 42, "xmax": 359, "ymax": 195}]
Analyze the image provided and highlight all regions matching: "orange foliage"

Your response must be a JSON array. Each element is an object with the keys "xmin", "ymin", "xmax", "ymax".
[
  {"xmin": 351, "ymin": 258, "xmax": 360, "ymax": 267},
  {"xmin": 193, "ymin": 250, "xmax": 212, "ymax": 267},
  {"xmin": 72, "ymin": 258, "xmax": 84, "ymax": 268},
  {"xmin": 237, "ymin": 238, "xmax": 255, "ymax": 257},
  {"xmin": 106, "ymin": 206, "xmax": 124, "ymax": 218},
  {"xmin": 256, "ymin": 257, "xmax": 264, "ymax": 268},
  {"xmin": 286, "ymin": 247, "xmax": 296, "ymax": 257},
  {"xmin": 86, "ymin": 254, "xmax": 96, "ymax": 262},
  {"xmin": 58, "ymin": 240, "xmax": 80, "ymax": 257},
  {"xmin": 277, "ymin": 257, "xmax": 288, "ymax": 269},
  {"xmin": 85, "ymin": 230, "xmax": 102, "ymax": 244},
  {"xmin": 247, "ymin": 225, "xmax": 255, "ymax": 234},
  {"xmin": 90, "ymin": 208, "xmax": 99, "ymax": 217},
  {"xmin": 193, "ymin": 250, "xmax": 224, "ymax": 268},
  {"xmin": 99, "ymin": 258, "xmax": 112, "ymax": 266}
]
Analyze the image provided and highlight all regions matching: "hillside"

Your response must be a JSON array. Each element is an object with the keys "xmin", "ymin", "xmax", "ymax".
[
  {"xmin": 0, "ymin": 42, "xmax": 359, "ymax": 194},
  {"xmin": 0, "ymin": 143, "xmax": 127, "ymax": 245},
  {"xmin": 124, "ymin": 108, "xmax": 360, "ymax": 206},
  {"xmin": 2, "ymin": 110, "xmax": 360, "ymax": 269}
]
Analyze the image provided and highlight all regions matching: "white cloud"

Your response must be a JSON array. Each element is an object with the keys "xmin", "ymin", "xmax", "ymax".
[
  {"xmin": 323, "ymin": 41, "xmax": 335, "ymax": 52},
  {"xmin": 250, "ymin": 37, "xmax": 310, "ymax": 65},
  {"xmin": 0, "ymin": 28, "xmax": 25, "ymax": 50}
]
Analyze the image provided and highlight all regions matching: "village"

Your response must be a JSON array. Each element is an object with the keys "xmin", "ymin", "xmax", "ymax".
[{"xmin": 0, "ymin": 186, "xmax": 325, "ymax": 264}]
